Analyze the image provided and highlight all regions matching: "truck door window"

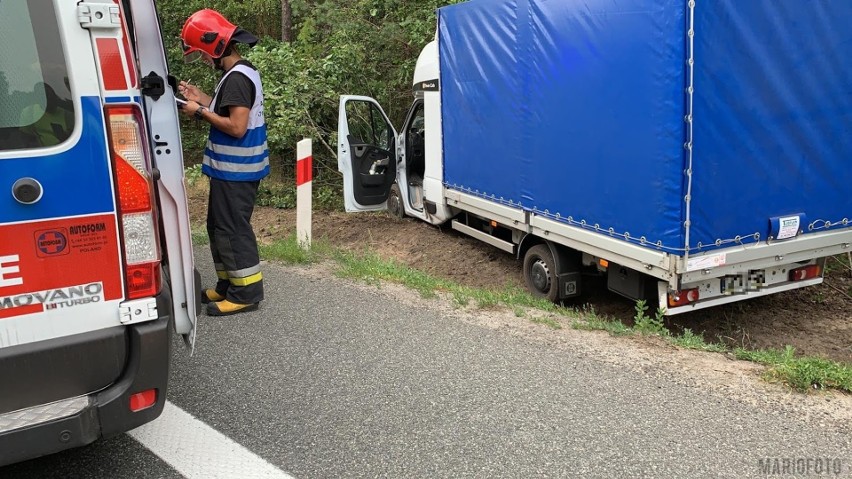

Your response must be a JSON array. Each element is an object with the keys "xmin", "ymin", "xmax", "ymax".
[
  {"xmin": 0, "ymin": 0, "xmax": 74, "ymax": 151},
  {"xmin": 406, "ymin": 104, "xmax": 425, "ymax": 179},
  {"xmin": 345, "ymin": 100, "xmax": 392, "ymax": 151}
]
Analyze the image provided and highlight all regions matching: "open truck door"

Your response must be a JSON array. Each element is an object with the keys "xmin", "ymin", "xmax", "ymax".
[{"xmin": 337, "ymin": 96, "xmax": 398, "ymax": 212}]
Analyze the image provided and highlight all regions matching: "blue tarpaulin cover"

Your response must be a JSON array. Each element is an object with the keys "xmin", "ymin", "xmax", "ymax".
[{"xmin": 438, "ymin": 0, "xmax": 852, "ymax": 254}]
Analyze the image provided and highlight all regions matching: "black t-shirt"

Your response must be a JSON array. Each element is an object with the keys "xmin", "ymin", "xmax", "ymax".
[{"xmin": 212, "ymin": 60, "xmax": 257, "ymax": 117}]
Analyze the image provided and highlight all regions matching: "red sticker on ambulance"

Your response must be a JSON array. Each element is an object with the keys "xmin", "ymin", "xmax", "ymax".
[{"xmin": 0, "ymin": 214, "xmax": 123, "ymax": 319}]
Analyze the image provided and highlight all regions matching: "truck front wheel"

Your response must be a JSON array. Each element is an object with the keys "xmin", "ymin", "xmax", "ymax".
[
  {"xmin": 523, "ymin": 244, "xmax": 559, "ymax": 302},
  {"xmin": 388, "ymin": 183, "xmax": 405, "ymax": 219}
]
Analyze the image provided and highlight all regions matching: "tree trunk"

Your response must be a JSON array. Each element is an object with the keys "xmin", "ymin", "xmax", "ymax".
[{"xmin": 281, "ymin": 0, "xmax": 293, "ymax": 43}]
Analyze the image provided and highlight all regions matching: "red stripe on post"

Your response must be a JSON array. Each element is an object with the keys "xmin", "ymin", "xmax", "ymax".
[
  {"xmin": 96, "ymin": 38, "xmax": 128, "ymax": 91},
  {"xmin": 296, "ymin": 156, "xmax": 313, "ymax": 186}
]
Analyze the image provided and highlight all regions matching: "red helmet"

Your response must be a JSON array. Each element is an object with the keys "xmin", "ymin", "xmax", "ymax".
[{"xmin": 180, "ymin": 9, "xmax": 238, "ymax": 61}]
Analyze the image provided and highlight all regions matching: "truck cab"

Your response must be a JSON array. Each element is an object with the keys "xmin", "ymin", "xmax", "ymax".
[{"xmin": 0, "ymin": 0, "xmax": 198, "ymax": 465}]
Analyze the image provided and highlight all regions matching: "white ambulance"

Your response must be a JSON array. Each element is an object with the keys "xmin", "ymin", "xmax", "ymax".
[{"xmin": 0, "ymin": 0, "xmax": 198, "ymax": 465}]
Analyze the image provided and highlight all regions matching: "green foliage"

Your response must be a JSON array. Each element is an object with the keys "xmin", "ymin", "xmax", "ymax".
[
  {"xmin": 824, "ymin": 254, "xmax": 851, "ymax": 275},
  {"xmin": 256, "ymin": 182, "xmax": 297, "ymax": 209},
  {"xmin": 314, "ymin": 184, "xmax": 344, "ymax": 211},
  {"xmin": 255, "ymin": 179, "xmax": 343, "ymax": 210},
  {"xmin": 334, "ymin": 250, "xmax": 440, "ymax": 297},
  {"xmin": 670, "ymin": 329, "xmax": 728, "ymax": 353},
  {"xmin": 258, "ymin": 233, "xmax": 327, "ymax": 264},
  {"xmin": 632, "ymin": 300, "xmax": 669, "ymax": 336},
  {"xmin": 159, "ymin": 0, "xmax": 466, "ymax": 203},
  {"xmin": 183, "ymin": 165, "xmax": 341, "ymax": 210},
  {"xmin": 452, "ymin": 292, "xmax": 471, "ymax": 308},
  {"xmin": 531, "ymin": 316, "xmax": 562, "ymax": 330},
  {"xmin": 190, "ymin": 225, "xmax": 209, "ymax": 246},
  {"xmin": 572, "ymin": 315, "xmax": 632, "ymax": 336},
  {"xmin": 570, "ymin": 303, "xmax": 629, "ymax": 335},
  {"xmin": 735, "ymin": 346, "xmax": 852, "ymax": 393},
  {"xmin": 184, "ymin": 164, "xmax": 203, "ymax": 187}
]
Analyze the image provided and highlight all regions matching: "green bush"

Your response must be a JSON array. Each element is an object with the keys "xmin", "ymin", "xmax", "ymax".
[{"xmin": 633, "ymin": 300, "xmax": 669, "ymax": 336}]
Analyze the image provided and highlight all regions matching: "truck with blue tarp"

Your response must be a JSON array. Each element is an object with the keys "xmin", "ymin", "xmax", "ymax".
[{"xmin": 336, "ymin": 0, "xmax": 852, "ymax": 314}]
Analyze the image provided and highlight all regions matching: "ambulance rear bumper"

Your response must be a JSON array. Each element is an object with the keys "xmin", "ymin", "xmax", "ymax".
[{"xmin": 0, "ymin": 289, "xmax": 172, "ymax": 467}]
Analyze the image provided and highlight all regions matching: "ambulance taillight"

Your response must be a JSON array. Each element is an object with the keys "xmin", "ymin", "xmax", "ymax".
[{"xmin": 105, "ymin": 106, "xmax": 162, "ymax": 300}]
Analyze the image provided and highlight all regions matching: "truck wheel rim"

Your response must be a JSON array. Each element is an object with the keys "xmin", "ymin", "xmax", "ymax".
[{"xmin": 531, "ymin": 260, "xmax": 551, "ymax": 292}]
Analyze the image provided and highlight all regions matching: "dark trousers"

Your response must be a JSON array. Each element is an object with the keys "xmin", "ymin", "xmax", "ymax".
[{"xmin": 207, "ymin": 178, "xmax": 264, "ymax": 304}]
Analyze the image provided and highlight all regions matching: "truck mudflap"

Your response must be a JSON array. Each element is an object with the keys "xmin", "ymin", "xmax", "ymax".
[{"xmin": 0, "ymin": 288, "xmax": 172, "ymax": 467}]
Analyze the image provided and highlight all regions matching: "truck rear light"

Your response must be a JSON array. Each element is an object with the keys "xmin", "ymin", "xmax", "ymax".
[
  {"xmin": 789, "ymin": 264, "xmax": 822, "ymax": 282},
  {"xmin": 129, "ymin": 389, "xmax": 157, "ymax": 412},
  {"xmin": 106, "ymin": 106, "xmax": 161, "ymax": 300},
  {"xmin": 668, "ymin": 288, "xmax": 699, "ymax": 307}
]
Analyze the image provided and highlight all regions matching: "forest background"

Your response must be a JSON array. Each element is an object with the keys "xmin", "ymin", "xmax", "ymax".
[{"xmin": 158, "ymin": 0, "xmax": 464, "ymax": 208}]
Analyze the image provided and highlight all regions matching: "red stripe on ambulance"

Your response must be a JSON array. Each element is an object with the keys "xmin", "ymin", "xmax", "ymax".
[
  {"xmin": 0, "ymin": 304, "xmax": 43, "ymax": 320},
  {"xmin": 0, "ymin": 215, "xmax": 122, "ymax": 319},
  {"xmin": 96, "ymin": 37, "xmax": 128, "ymax": 91},
  {"xmin": 114, "ymin": 0, "xmax": 138, "ymax": 88}
]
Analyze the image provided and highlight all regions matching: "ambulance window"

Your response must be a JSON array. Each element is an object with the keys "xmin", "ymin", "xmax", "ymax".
[{"xmin": 0, "ymin": 0, "xmax": 74, "ymax": 151}]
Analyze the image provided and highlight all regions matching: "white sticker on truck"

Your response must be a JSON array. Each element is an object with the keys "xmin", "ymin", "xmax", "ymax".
[
  {"xmin": 686, "ymin": 253, "xmax": 727, "ymax": 272},
  {"xmin": 777, "ymin": 215, "xmax": 801, "ymax": 240}
]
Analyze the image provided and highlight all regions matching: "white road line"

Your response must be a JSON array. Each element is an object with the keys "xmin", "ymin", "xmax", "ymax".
[{"xmin": 128, "ymin": 401, "xmax": 295, "ymax": 479}]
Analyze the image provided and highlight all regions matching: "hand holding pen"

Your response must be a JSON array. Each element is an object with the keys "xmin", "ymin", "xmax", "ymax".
[{"xmin": 178, "ymin": 79, "xmax": 209, "ymax": 106}]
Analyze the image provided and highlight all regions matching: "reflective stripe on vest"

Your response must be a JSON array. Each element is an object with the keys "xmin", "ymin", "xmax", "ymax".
[{"xmin": 203, "ymin": 64, "xmax": 270, "ymax": 182}]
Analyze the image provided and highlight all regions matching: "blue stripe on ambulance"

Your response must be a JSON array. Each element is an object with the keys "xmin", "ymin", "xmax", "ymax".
[
  {"xmin": 104, "ymin": 96, "xmax": 132, "ymax": 103},
  {"xmin": 0, "ymin": 96, "xmax": 116, "ymax": 223}
]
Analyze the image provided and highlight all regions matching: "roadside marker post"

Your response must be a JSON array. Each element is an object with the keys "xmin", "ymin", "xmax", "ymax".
[{"xmin": 296, "ymin": 139, "xmax": 312, "ymax": 249}]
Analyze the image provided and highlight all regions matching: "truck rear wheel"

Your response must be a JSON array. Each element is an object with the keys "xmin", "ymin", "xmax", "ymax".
[
  {"xmin": 388, "ymin": 183, "xmax": 405, "ymax": 219},
  {"xmin": 523, "ymin": 244, "xmax": 559, "ymax": 302}
]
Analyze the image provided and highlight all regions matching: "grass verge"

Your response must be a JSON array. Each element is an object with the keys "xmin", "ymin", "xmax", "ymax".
[
  {"xmin": 669, "ymin": 329, "xmax": 728, "ymax": 353},
  {"xmin": 331, "ymin": 249, "xmax": 563, "ymax": 313},
  {"xmin": 735, "ymin": 346, "xmax": 852, "ymax": 392},
  {"xmin": 258, "ymin": 234, "xmax": 333, "ymax": 265},
  {"xmin": 191, "ymin": 225, "xmax": 209, "ymax": 246}
]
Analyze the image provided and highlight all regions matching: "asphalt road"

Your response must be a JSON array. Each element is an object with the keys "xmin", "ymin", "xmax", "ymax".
[{"xmin": 3, "ymin": 251, "xmax": 851, "ymax": 478}]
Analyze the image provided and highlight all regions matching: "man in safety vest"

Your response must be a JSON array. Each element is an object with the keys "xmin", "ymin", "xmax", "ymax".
[{"xmin": 178, "ymin": 9, "xmax": 269, "ymax": 316}]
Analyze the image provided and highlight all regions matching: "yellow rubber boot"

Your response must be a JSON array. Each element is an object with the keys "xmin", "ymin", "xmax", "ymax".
[
  {"xmin": 206, "ymin": 299, "xmax": 259, "ymax": 316},
  {"xmin": 200, "ymin": 289, "xmax": 225, "ymax": 304}
]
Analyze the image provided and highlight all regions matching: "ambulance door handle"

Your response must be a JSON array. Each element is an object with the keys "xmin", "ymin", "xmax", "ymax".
[{"xmin": 12, "ymin": 177, "xmax": 43, "ymax": 205}]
